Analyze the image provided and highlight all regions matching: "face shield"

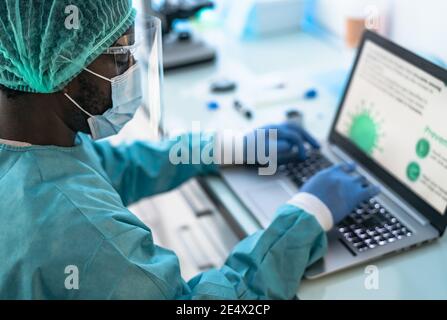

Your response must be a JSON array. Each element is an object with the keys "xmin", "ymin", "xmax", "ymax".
[{"xmin": 106, "ymin": 14, "xmax": 164, "ymax": 144}]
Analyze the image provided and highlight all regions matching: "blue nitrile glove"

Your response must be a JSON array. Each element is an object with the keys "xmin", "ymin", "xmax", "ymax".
[
  {"xmin": 244, "ymin": 122, "xmax": 320, "ymax": 165},
  {"xmin": 301, "ymin": 163, "xmax": 381, "ymax": 224}
]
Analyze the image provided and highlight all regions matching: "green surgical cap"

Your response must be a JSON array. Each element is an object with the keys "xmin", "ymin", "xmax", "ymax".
[{"xmin": 0, "ymin": 0, "xmax": 136, "ymax": 93}]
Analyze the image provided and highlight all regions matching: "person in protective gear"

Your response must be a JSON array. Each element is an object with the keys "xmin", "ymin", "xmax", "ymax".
[{"xmin": 0, "ymin": 0, "xmax": 379, "ymax": 299}]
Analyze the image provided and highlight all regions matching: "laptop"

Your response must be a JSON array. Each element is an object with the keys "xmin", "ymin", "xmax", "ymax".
[{"xmin": 220, "ymin": 31, "xmax": 447, "ymax": 278}]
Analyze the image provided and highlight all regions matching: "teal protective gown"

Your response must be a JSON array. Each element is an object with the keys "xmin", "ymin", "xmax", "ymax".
[{"xmin": 0, "ymin": 133, "xmax": 327, "ymax": 299}]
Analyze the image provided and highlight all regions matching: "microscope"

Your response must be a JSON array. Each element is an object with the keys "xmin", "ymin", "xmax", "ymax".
[{"xmin": 142, "ymin": 0, "xmax": 217, "ymax": 71}]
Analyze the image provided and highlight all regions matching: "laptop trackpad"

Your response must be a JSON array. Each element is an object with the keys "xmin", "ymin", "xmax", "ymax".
[{"xmin": 244, "ymin": 180, "xmax": 295, "ymax": 226}]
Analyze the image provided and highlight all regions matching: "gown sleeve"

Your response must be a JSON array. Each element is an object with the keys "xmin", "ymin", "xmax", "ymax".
[
  {"xmin": 85, "ymin": 134, "xmax": 327, "ymax": 299},
  {"xmin": 77, "ymin": 204, "xmax": 327, "ymax": 300},
  {"xmin": 92, "ymin": 133, "xmax": 219, "ymax": 206}
]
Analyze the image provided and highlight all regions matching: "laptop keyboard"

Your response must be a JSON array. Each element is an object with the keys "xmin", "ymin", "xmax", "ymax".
[
  {"xmin": 280, "ymin": 150, "xmax": 333, "ymax": 188},
  {"xmin": 338, "ymin": 199, "xmax": 413, "ymax": 252},
  {"xmin": 279, "ymin": 151, "xmax": 413, "ymax": 253}
]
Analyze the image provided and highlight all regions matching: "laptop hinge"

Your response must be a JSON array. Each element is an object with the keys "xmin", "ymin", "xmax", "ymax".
[{"xmin": 328, "ymin": 144, "xmax": 431, "ymax": 227}]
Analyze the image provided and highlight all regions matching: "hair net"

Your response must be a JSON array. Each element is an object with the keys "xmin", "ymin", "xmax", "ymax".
[{"xmin": 0, "ymin": 0, "xmax": 136, "ymax": 93}]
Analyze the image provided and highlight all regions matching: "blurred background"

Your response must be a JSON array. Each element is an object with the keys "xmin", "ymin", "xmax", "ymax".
[
  {"xmin": 123, "ymin": 0, "xmax": 446, "ymax": 143},
  {"xmin": 213, "ymin": 0, "xmax": 447, "ymax": 63},
  {"xmin": 129, "ymin": 0, "xmax": 446, "ymax": 139},
  {"xmin": 137, "ymin": 0, "xmax": 447, "ymax": 63}
]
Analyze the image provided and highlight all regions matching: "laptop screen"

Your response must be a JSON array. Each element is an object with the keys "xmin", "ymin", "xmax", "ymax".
[{"xmin": 333, "ymin": 36, "xmax": 447, "ymax": 217}]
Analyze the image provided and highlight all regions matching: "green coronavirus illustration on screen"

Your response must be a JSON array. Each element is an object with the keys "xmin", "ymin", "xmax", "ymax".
[{"xmin": 346, "ymin": 103, "xmax": 383, "ymax": 155}]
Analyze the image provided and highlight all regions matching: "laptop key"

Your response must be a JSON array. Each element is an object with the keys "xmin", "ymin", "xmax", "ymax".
[
  {"xmin": 356, "ymin": 208, "xmax": 365, "ymax": 215},
  {"xmin": 339, "ymin": 227, "xmax": 348, "ymax": 233},
  {"xmin": 382, "ymin": 233, "xmax": 392, "ymax": 239},
  {"xmin": 376, "ymin": 227, "xmax": 387, "ymax": 233},
  {"xmin": 367, "ymin": 230, "xmax": 377, "ymax": 237},
  {"xmin": 344, "ymin": 232, "xmax": 354, "ymax": 238},
  {"xmin": 358, "ymin": 246, "xmax": 369, "ymax": 252}
]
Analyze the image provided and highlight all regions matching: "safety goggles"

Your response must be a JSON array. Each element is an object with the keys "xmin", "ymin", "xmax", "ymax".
[
  {"xmin": 100, "ymin": 31, "xmax": 143, "ymax": 77},
  {"xmin": 103, "ymin": 34, "xmax": 141, "ymax": 56}
]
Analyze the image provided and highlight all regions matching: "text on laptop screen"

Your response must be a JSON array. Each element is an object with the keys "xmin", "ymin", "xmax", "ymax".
[{"xmin": 335, "ymin": 40, "xmax": 447, "ymax": 215}]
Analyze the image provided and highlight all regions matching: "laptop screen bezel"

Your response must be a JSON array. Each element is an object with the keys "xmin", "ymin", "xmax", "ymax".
[{"xmin": 328, "ymin": 30, "xmax": 447, "ymax": 234}]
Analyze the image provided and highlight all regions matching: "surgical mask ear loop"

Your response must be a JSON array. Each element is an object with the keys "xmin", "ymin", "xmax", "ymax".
[
  {"xmin": 82, "ymin": 68, "xmax": 113, "ymax": 83},
  {"xmin": 59, "ymin": 54, "xmax": 117, "ymax": 84},
  {"xmin": 64, "ymin": 93, "xmax": 94, "ymax": 118}
]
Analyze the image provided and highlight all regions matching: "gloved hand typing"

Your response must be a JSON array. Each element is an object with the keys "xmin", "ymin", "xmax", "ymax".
[{"xmin": 288, "ymin": 163, "xmax": 380, "ymax": 230}]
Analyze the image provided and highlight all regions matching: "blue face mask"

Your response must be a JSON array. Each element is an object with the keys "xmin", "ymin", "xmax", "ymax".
[{"xmin": 65, "ymin": 63, "xmax": 143, "ymax": 140}]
